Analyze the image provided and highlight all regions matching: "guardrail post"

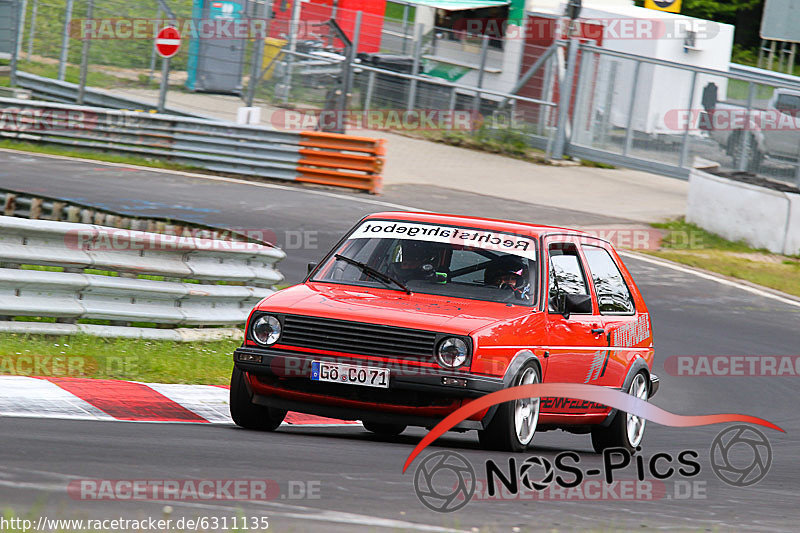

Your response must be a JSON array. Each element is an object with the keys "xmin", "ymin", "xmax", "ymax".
[
  {"xmin": 678, "ymin": 70, "xmax": 697, "ymax": 169},
  {"xmin": 552, "ymin": 38, "xmax": 578, "ymax": 161},
  {"xmin": 76, "ymin": 0, "xmax": 93, "ymax": 105},
  {"xmin": 57, "ymin": 0, "xmax": 74, "ymax": 81},
  {"xmin": 407, "ymin": 24, "xmax": 423, "ymax": 112},
  {"xmin": 737, "ymin": 82, "xmax": 756, "ymax": 172},
  {"xmin": 622, "ymin": 59, "xmax": 641, "ymax": 157}
]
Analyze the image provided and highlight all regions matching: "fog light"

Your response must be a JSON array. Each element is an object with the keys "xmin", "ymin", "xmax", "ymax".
[{"xmin": 237, "ymin": 352, "xmax": 262, "ymax": 363}]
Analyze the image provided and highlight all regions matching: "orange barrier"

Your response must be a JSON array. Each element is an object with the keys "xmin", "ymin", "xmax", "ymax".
[{"xmin": 297, "ymin": 132, "xmax": 385, "ymax": 194}]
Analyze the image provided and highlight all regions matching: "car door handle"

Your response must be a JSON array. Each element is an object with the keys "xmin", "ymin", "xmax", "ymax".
[{"xmin": 591, "ymin": 328, "xmax": 605, "ymax": 335}]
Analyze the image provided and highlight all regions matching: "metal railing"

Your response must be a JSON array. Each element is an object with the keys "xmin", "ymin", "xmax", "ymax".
[
  {"xmin": 0, "ymin": 96, "xmax": 386, "ymax": 193},
  {"xmin": 0, "ymin": 215, "xmax": 286, "ymax": 339}
]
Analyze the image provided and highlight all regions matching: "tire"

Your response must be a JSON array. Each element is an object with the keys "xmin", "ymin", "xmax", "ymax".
[
  {"xmin": 362, "ymin": 421, "xmax": 406, "ymax": 436},
  {"xmin": 478, "ymin": 361, "xmax": 540, "ymax": 452},
  {"xmin": 230, "ymin": 367, "xmax": 286, "ymax": 431},
  {"xmin": 591, "ymin": 371, "xmax": 649, "ymax": 453}
]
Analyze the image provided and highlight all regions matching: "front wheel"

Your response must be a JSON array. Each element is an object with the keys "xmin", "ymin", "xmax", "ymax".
[
  {"xmin": 591, "ymin": 371, "xmax": 649, "ymax": 453},
  {"xmin": 230, "ymin": 367, "xmax": 286, "ymax": 431},
  {"xmin": 478, "ymin": 362, "xmax": 540, "ymax": 452}
]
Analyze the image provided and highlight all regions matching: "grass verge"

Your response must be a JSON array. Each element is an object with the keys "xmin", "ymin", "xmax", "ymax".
[
  {"xmin": 644, "ymin": 219, "xmax": 800, "ymax": 298},
  {"xmin": 0, "ymin": 139, "xmax": 199, "ymax": 172},
  {"xmin": 0, "ymin": 334, "xmax": 238, "ymax": 385}
]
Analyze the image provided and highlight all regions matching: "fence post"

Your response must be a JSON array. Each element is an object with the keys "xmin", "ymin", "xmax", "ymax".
[
  {"xmin": 737, "ymin": 82, "xmax": 756, "ymax": 172},
  {"xmin": 401, "ymin": 3, "xmax": 409, "ymax": 55},
  {"xmin": 17, "ymin": 0, "xmax": 26, "ymax": 57},
  {"xmin": 364, "ymin": 70, "xmax": 376, "ymax": 110},
  {"xmin": 678, "ymin": 70, "xmax": 697, "ymax": 169},
  {"xmin": 245, "ymin": 0, "xmax": 270, "ymax": 107},
  {"xmin": 279, "ymin": 0, "xmax": 302, "ymax": 103},
  {"xmin": 148, "ymin": 8, "xmax": 161, "ymax": 84},
  {"xmin": 26, "ymin": 0, "xmax": 37, "ymax": 60},
  {"xmin": 158, "ymin": 57, "xmax": 170, "ymax": 113},
  {"xmin": 76, "ymin": 0, "xmax": 93, "ymax": 105},
  {"xmin": 622, "ymin": 60, "xmax": 641, "ymax": 157},
  {"xmin": 57, "ymin": 0, "xmax": 74, "ymax": 81},
  {"xmin": 552, "ymin": 38, "xmax": 578, "ymax": 161},
  {"xmin": 570, "ymin": 44, "xmax": 594, "ymax": 147},
  {"xmin": 407, "ymin": 24, "xmax": 422, "ymax": 112},
  {"xmin": 472, "ymin": 34, "xmax": 489, "ymax": 119}
]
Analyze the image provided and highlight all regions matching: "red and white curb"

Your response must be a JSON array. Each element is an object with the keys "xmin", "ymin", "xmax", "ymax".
[{"xmin": 0, "ymin": 376, "xmax": 358, "ymax": 427}]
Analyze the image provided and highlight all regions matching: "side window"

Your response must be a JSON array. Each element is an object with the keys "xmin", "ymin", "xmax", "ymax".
[
  {"xmin": 583, "ymin": 245, "xmax": 635, "ymax": 314},
  {"xmin": 548, "ymin": 243, "xmax": 589, "ymax": 313}
]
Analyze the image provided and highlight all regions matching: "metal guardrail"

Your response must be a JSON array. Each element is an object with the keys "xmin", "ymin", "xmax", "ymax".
[
  {"xmin": 0, "ymin": 97, "xmax": 386, "ymax": 193},
  {"xmin": 0, "ymin": 215, "xmax": 286, "ymax": 338},
  {"xmin": 15, "ymin": 71, "xmax": 220, "ymax": 121}
]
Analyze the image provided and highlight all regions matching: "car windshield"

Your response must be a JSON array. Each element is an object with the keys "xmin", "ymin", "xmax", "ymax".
[{"xmin": 312, "ymin": 220, "xmax": 538, "ymax": 305}]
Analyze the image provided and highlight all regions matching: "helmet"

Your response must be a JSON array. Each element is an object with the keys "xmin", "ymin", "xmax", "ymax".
[{"xmin": 485, "ymin": 255, "xmax": 530, "ymax": 299}]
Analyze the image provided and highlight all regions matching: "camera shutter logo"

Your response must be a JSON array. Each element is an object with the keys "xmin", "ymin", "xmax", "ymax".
[
  {"xmin": 710, "ymin": 425, "xmax": 772, "ymax": 487},
  {"xmin": 413, "ymin": 451, "xmax": 475, "ymax": 512},
  {"xmin": 520, "ymin": 456, "xmax": 554, "ymax": 491}
]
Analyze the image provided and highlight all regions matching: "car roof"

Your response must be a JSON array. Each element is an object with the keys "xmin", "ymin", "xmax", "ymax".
[{"xmin": 363, "ymin": 211, "xmax": 607, "ymax": 242}]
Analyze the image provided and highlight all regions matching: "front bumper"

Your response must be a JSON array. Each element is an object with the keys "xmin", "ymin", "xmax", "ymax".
[{"xmin": 233, "ymin": 346, "xmax": 504, "ymax": 398}]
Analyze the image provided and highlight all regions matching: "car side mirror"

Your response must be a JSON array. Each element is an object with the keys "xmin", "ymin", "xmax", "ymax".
[
  {"xmin": 563, "ymin": 293, "xmax": 593, "ymax": 319},
  {"xmin": 307, "ymin": 262, "xmax": 318, "ymax": 274}
]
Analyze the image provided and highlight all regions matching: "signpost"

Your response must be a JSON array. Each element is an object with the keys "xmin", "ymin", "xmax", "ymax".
[{"xmin": 155, "ymin": 26, "xmax": 181, "ymax": 113}]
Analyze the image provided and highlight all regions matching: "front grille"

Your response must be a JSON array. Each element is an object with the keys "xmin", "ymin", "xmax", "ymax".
[{"xmin": 279, "ymin": 314, "xmax": 438, "ymax": 359}]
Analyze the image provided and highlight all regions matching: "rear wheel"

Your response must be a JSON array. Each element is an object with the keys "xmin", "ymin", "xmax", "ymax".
[
  {"xmin": 478, "ymin": 362, "xmax": 540, "ymax": 452},
  {"xmin": 362, "ymin": 421, "xmax": 406, "ymax": 436},
  {"xmin": 591, "ymin": 372, "xmax": 649, "ymax": 453},
  {"xmin": 230, "ymin": 367, "xmax": 286, "ymax": 431}
]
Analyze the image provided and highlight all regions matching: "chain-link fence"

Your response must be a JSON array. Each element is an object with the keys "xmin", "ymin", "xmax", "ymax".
[
  {"xmin": 570, "ymin": 43, "xmax": 800, "ymax": 186},
  {"xmin": 3, "ymin": 1, "xmax": 800, "ymax": 188}
]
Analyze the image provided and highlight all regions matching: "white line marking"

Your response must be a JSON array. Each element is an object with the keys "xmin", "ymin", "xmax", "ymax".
[{"xmin": 620, "ymin": 251, "xmax": 800, "ymax": 308}]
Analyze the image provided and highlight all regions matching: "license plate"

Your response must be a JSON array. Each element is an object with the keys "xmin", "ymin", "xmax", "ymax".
[{"xmin": 310, "ymin": 361, "xmax": 389, "ymax": 388}]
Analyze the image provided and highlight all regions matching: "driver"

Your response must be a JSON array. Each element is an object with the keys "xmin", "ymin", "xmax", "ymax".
[
  {"xmin": 484, "ymin": 255, "xmax": 531, "ymax": 301},
  {"xmin": 387, "ymin": 240, "xmax": 441, "ymax": 283}
]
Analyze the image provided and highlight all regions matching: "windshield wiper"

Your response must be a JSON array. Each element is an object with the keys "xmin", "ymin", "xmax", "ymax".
[{"xmin": 334, "ymin": 254, "xmax": 412, "ymax": 295}]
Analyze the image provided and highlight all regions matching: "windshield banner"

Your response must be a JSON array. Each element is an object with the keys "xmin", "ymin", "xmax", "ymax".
[{"xmin": 349, "ymin": 221, "xmax": 537, "ymax": 260}]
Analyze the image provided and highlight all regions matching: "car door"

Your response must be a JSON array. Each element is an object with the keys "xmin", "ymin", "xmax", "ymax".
[
  {"xmin": 581, "ymin": 242, "xmax": 650, "ymax": 388},
  {"xmin": 542, "ymin": 238, "xmax": 608, "ymax": 387}
]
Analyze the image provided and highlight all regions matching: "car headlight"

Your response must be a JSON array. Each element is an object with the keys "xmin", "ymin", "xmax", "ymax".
[
  {"xmin": 251, "ymin": 315, "xmax": 281, "ymax": 346},
  {"xmin": 436, "ymin": 337, "xmax": 469, "ymax": 369}
]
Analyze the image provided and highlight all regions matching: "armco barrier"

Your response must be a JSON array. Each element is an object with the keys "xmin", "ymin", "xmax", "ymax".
[
  {"xmin": 0, "ymin": 216, "xmax": 286, "ymax": 339},
  {"xmin": 0, "ymin": 97, "xmax": 385, "ymax": 194}
]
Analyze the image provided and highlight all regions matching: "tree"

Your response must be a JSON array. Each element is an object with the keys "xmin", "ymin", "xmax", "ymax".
[{"xmin": 634, "ymin": 0, "xmax": 766, "ymax": 49}]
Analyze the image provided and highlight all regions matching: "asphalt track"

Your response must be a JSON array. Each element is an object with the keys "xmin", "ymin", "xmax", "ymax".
[{"xmin": 0, "ymin": 151, "xmax": 798, "ymax": 531}]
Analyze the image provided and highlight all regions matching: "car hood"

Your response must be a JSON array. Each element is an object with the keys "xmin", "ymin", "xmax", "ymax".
[{"xmin": 255, "ymin": 282, "xmax": 532, "ymax": 335}]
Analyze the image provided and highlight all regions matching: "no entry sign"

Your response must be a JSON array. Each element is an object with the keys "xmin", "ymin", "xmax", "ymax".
[{"xmin": 155, "ymin": 26, "xmax": 181, "ymax": 59}]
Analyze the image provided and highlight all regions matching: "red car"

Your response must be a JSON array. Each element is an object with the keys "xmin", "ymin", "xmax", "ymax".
[{"xmin": 231, "ymin": 212, "xmax": 658, "ymax": 452}]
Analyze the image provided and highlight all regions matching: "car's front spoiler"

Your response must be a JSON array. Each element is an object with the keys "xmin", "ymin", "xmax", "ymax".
[{"xmin": 233, "ymin": 346, "xmax": 504, "ymax": 399}]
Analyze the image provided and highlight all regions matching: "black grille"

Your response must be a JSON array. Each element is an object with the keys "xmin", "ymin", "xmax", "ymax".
[{"xmin": 279, "ymin": 315, "xmax": 438, "ymax": 359}]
